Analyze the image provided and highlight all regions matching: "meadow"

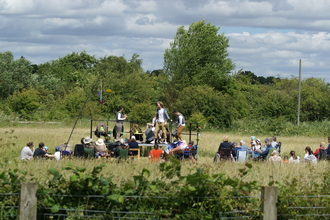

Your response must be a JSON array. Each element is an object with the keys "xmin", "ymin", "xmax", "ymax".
[{"xmin": 1, "ymin": 120, "xmax": 328, "ymax": 188}]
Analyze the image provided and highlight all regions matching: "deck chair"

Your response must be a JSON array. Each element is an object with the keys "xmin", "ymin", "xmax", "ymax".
[
  {"xmin": 214, "ymin": 148, "xmax": 232, "ymax": 162},
  {"xmin": 130, "ymin": 124, "xmax": 143, "ymax": 142},
  {"xmin": 74, "ymin": 144, "xmax": 85, "ymax": 158},
  {"xmin": 318, "ymin": 149, "xmax": 327, "ymax": 160},
  {"xmin": 84, "ymin": 147, "xmax": 95, "ymax": 159},
  {"xmin": 94, "ymin": 123, "xmax": 108, "ymax": 138},
  {"xmin": 236, "ymin": 150, "xmax": 248, "ymax": 162},
  {"xmin": 275, "ymin": 142, "xmax": 282, "ymax": 154},
  {"xmin": 118, "ymin": 148, "xmax": 129, "ymax": 163}
]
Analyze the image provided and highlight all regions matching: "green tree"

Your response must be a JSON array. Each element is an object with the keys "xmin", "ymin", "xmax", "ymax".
[
  {"xmin": 174, "ymin": 85, "xmax": 232, "ymax": 128},
  {"xmin": 8, "ymin": 88, "xmax": 42, "ymax": 120},
  {"xmin": 0, "ymin": 52, "xmax": 33, "ymax": 99},
  {"xmin": 164, "ymin": 20, "xmax": 235, "ymax": 92}
]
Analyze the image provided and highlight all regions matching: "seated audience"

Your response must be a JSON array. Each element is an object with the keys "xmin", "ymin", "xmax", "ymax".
[
  {"xmin": 148, "ymin": 144, "xmax": 163, "ymax": 163},
  {"xmin": 313, "ymin": 142, "xmax": 326, "ymax": 159},
  {"xmin": 289, "ymin": 150, "xmax": 300, "ymax": 163},
  {"xmin": 269, "ymin": 150, "xmax": 281, "ymax": 162},
  {"xmin": 145, "ymin": 123, "xmax": 155, "ymax": 143},
  {"xmin": 304, "ymin": 147, "xmax": 317, "ymax": 163},
  {"xmin": 74, "ymin": 138, "xmax": 85, "ymax": 158},
  {"xmin": 54, "ymin": 146, "xmax": 61, "ymax": 161},
  {"xmin": 164, "ymin": 140, "xmax": 187, "ymax": 155},
  {"xmin": 326, "ymin": 137, "xmax": 330, "ymax": 156},
  {"xmin": 271, "ymin": 136, "xmax": 278, "ymax": 148},
  {"xmin": 261, "ymin": 138, "xmax": 270, "ymax": 152},
  {"xmin": 128, "ymin": 136, "xmax": 139, "ymax": 156},
  {"xmin": 259, "ymin": 140, "xmax": 273, "ymax": 159},
  {"xmin": 217, "ymin": 136, "xmax": 231, "ymax": 153},
  {"xmin": 33, "ymin": 142, "xmax": 56, "ymax": 159},
  {"xmin": 20, "ymin": 142, "xmax": 34, "ymax": 161},
  {"xmin": 283, "ymin": 155, "xmax": 289, "ymax": 163},
  {"xmin": 94, "ymin": 138, "xmax": 107, "ymax": 159},
  {"xmin": 255, "ymin": 139, "xmax": 262, "ymax": 153}
]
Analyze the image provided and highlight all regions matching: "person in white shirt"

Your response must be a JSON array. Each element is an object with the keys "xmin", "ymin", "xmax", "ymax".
[
  {"xmin": 54, "ymin": 146, "xmax": 61, "ymax": 161},
  {"xmin": 115, "ymin": 105, "xmax": 127, "ymax": 141},
  {"xmin": 154, "ymin": 102, "xmax": 170, "ymax": 144},
  {"xmin": 289, "ymin": 150, "xmax": 300, "ymax": 163},
  {"xmin": 173, "ymin": 110, "xmax": 185, "ymax": 141},
  {"xmin": 20, "ymin": 142, "xmax": 34, "ymax": 161}
]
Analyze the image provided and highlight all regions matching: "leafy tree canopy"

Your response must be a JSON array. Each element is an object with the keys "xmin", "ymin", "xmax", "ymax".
[{"xmin": 164, "ymin": 20, "xmax": 235, "ymax": 92}]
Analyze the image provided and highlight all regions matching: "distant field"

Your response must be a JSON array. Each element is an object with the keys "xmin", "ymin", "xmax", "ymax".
[{"xmin": 0, "ymin": 122, "xmax": 328, "ymax": 187}]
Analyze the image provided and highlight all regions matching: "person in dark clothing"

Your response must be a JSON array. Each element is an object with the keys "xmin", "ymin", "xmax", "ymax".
[
  {"xmin": 33, "ymin": 142, "xmax": 56, "ymax": 159},
  {"xmin": 217, "ymin": 136, "xmax": 231, "ymax": 153},
  {"xmin": 128, "ymin": 136, "xmax": 139, "ymax": 156}
]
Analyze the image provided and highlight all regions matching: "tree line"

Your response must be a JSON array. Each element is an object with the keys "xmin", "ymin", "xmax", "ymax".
[{"xmin": 1, "ymin": 20, "xmax": 330, "ymax": 130}]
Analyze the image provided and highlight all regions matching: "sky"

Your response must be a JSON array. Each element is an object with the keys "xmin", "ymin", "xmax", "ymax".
[{"xmin": 0, "ymin": 0, "xmax": 329, "ymax": 82}]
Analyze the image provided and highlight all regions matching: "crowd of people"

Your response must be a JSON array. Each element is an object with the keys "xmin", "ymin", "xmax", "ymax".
[
  {"xmin": 116, "ymin": 102, "xmax": 186, "ymax": 144},
  {"xmin": 216, "ymin": 135, "xmax": 330, "ymax": 164}
]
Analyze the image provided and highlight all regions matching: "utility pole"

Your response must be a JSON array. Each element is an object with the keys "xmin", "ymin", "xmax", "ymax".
[{"xmin": 297, "ymin": 59, "xmax": 302, "ymax": 126}]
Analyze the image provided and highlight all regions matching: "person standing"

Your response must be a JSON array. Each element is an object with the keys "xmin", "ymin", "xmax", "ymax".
[
  {"xmin": 20, "ymin": 142, "xmax": 35, "ymax": 160},
  {"xmin": 154, "ymin": 102, "xmax": 170, "ymax": 144},
  {"xmin": 115, "ymin": 105, "xmax": 127, "ymax": 141},
  {"xmin": 173, "ymin": 110, "xmax": 185, "ymax": 141}
]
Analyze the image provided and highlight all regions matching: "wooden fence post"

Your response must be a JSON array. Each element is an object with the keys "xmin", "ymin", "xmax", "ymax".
[
  {"xmin": 18, "ymin": 182, "xmax": 38, "ymax": 220},
  {"xmin": 260, "ymin": 186, "xmax": 277, "ymax": 220}
]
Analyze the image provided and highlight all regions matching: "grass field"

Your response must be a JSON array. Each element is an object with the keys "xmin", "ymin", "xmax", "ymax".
[{"xmin": 1, "ymin": 121, "xmax": 329, "ymax": 188}]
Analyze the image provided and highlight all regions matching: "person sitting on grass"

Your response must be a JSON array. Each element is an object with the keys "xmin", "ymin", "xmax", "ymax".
[
  {"xmin": 289, "ymin": 150, "xmax": 300, "ymax": 163},
  {"xmin": 20, "ymin": 142, "xmax": 35, "ymax": 161},
  {"xmin": 268, "ymin": 150, "xmax": 281, "ymax": 162},
  {"xmin": 54, "ymin": 146, "xmax": 61, "ymax": 161},
  {"xmin": 33, "ymin": 142, "xmax": 56, "ymax": 159},
  {"xmin": 283, "ymin": 155, "xmax": 289, "ymax": 164},
  {"xmin": 148, "ymin": 144, "xmax": 163, "ymax": 163},
  {"xmin": 304, "ymin": 147, "xmax": 317, "ymax": 164}
]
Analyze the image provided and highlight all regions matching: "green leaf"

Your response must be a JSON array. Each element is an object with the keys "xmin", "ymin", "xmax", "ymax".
[
  {"xmin": 70, "ymin": 175, "xmax": 79, "ymax": 182},
  {"xmin": 50, "ymin": 204, "xmax": 60, "ymax": 213},
  {"xmin": 48, "ymin": 168, "xmax": 59, "ymax": 176}
]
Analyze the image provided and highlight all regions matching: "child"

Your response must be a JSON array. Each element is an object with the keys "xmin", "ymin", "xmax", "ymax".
[
  {"xmin": 283, "ymin": 155, "xmax": 289, "ymax": 164},
  {"xmin": 148, "ymin": 144, "xmax": 163, "ymax": 163},
  {"xmin": 54, "ymin": 146, "xmax": 61, "ymax": 161}
]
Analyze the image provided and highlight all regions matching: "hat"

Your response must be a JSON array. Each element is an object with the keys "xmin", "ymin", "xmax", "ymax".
[
  {"xmin": 251, "ymin": 136, "xmax": 256, "ymax": 141},
  {"xmin": 231, "ymin": 142, "xmax": 237, "ymax": 146},
  {"xmin": 96, "ymin": 138, "xmax": 105, "ymax": 146},
  {"xmin": 131, "ymin": 135, "xmax": 136, "ymax": 140},
  {"xmin": 55, "ymin": 146, "xmax": 60, "ymax": 152},
  {"xmin": 264, "ymin": 138, "xmax": 270, "ymax": 142},
  {"xmin": 256, "ymin": 139, "xmax": 261, "ymax": 143},
  {"xmin": 95, "ymin": 138, "xmax": 106, "ymax": 152},
  {"xmin": 44, "ymin": 146, "xmax": 48, "ymax": 150},
  {"xmin": 83, "ymin": 136, "xmax": 92, "ymax": 144}
]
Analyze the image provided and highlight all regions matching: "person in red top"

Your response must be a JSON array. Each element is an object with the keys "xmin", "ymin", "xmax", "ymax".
[
  {"xmin": 148, "ymin": 144, "xmax": 163, "ymax": 163},
  {"xmin": 313, "ymin": 142, "xmax": 326, "ymax": 159}
]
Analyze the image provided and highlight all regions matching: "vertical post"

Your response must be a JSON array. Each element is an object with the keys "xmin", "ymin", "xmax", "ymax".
[
  {"xmin": 260, "ymin": 186, "xmax": 277, "ymax": 220},
  {"xmin": 189, "ymin": 123, "xmax": 192, "ymax": 142},
  {"xmin": 297, "ymin": 59, "xmax": 302, "ymax": 126},
  {"xmin": 18, "ymin": 182, "xmax": 38, "ymax": 220},
  {"xmin": 90, "ymin": 119, "xmax": 93, "ymax": 138}
]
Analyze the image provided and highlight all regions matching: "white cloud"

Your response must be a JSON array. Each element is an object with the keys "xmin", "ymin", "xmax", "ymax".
[{"xmin": 0, "ymin": 0, "xmax": 329, "ymax": 81}]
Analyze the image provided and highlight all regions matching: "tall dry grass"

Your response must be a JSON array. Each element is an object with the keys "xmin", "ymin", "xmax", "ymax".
[{"xmin": 0, "ymin": 123, "xmax": 329, "ymax": 188}]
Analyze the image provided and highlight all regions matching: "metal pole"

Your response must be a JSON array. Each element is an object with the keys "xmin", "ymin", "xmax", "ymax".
[{"xmin": 297, "ymin": 59, "xmax": 302, "ymax": 126}]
